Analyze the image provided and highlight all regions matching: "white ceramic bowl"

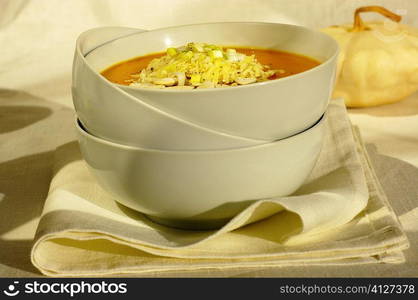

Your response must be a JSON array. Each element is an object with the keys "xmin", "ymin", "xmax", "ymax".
[
  {"xmin": 87, "ymin": 23, "xmax": 338, "ymax": 140},
  {"xmin": 72, "ymin": 27, "xmax": 267, "ymax": 150},
  {"xmin": 76, "ymin": 112, "xmax": 326, "ymax": 230}
]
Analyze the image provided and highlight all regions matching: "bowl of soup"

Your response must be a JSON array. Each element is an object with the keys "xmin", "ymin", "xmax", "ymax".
[
  {"xmin": 73, "ymin": 26, "xmax": 269, "ymax": 150},
  {"xmin": 89, "ymin": 22, "xmax": 338, "ymax": 140},
  {"xmin": 76, "ymin": 111, "xmax": 326, "ymax": 230}
]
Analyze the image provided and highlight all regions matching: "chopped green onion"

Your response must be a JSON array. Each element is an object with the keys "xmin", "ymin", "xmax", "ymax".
[
  {"xmin": 190, "ymin": 74, "xmax": 201, "ymax": 85},
  {"xmin": 167, "ymin": 47, "xmax": 177, "ymax": 56}
]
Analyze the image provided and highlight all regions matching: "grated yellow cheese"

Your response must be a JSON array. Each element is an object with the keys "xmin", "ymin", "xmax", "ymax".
[{"xmin": 128, "ymin": 42, "xmax": 277, "ymax": 89}]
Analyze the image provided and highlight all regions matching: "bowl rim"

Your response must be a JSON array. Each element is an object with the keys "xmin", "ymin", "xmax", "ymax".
[
  {"xmin": 76, "ymin": 110, "xmax": 326, "ymax": 154},
  {"xmin": 86, "ymin": 21, "xmax": 339, "ymax": 93}
]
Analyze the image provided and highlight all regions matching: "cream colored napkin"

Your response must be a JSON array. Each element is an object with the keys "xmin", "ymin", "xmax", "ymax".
[{"xmin": 31, "ymin": 100, "xmax": 409, "ymax": 276}]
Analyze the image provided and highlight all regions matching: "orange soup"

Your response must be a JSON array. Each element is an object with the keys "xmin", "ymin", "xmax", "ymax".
[{"xmin": 101, "ymin": 47, "xmax": 320, "ymax": 86}]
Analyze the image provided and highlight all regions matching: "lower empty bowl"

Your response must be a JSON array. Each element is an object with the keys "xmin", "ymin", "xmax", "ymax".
[{"xmin": 76, "ymin": 112, "xmax": 326, "ymax": 230}]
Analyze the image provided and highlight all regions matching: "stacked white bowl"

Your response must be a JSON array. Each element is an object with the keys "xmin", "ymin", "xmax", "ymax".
[{"xmin": 72, "ymin": 23, "xmax": 339, "ymax": 229}]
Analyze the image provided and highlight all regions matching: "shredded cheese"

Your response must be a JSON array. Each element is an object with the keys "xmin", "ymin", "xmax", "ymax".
[{"xmin": 128, "ymin": 42, "xmax": 277, "ymax": 89}]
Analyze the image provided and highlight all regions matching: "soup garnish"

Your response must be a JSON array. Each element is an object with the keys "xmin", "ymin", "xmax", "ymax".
[{"xmin": 102, "ymin": 42, "xmax": 320, "ymax": 89}]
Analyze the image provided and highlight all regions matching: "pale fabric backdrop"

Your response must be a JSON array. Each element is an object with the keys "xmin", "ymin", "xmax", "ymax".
[
  {"xmin": 1, "ymin": 0, "xmax": 417, "ymax": 166},
  {"xmin": 0, "ymin": 0, "xmax": 417, "ymax": 109},
  {"xmin": 0, "ymin": 0, "xmax": 417, "ymax": 276}
]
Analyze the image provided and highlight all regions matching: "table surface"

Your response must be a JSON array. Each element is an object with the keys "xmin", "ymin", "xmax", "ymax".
[{"xmin": 0, "ymin": 0, "xmax": 417, "ymax": 277}]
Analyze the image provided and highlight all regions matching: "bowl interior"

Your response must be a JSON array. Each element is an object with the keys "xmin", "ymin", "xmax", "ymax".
[{"xmin": 85, "ymin": 22, "xmax": 338, "ymax": 74}]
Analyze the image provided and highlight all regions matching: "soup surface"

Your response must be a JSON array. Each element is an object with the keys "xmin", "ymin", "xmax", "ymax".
[{"xmin": 102, "ymin": 47, "xmax": 320, "ymax": 87}]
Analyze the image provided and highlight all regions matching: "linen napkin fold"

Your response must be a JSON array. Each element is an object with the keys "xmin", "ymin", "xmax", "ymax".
[{"xmin": 31, "ymin": 100, "xmax": 409, "ymax": 276}]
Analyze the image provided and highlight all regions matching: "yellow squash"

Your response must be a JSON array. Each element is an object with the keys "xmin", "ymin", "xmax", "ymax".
[{"xmin": 322, "ymin": 6, "xmax": 418, "ymax": 107}]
